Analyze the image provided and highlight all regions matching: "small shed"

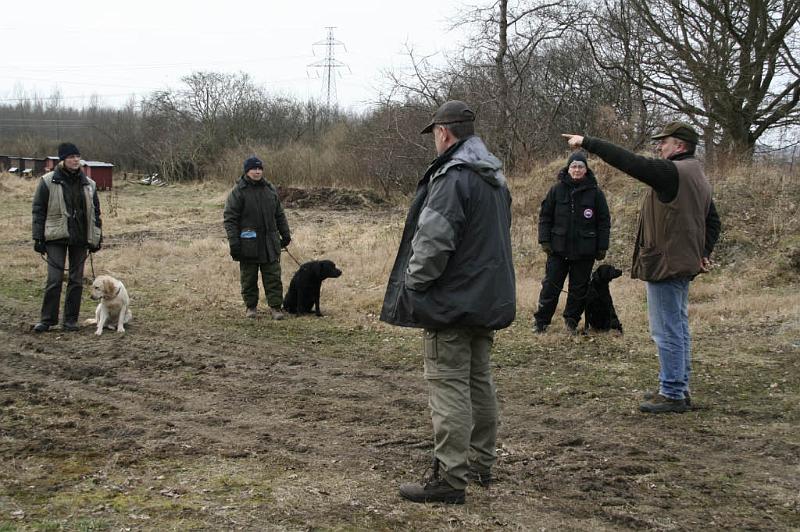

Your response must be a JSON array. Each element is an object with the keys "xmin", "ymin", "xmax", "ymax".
[
  {"xmin": 20, "ymin": 157, "xmax": 35, "ymax": 175},
  {"xmin": 31, "ymin": 158, "xmax": 47, "ymax": 176},
  {"xmin": 8, "ymin": 156, "xmax": 22, "ymax": 172},
  {"xmin": 82, "ymin": 161, "xmax": 115, "ymax": 190},
  {"xmin": 44, "ymin": 156, "xmax": 59, "ymax": 172},
  {"xmin": 0, "ymin": 155, "xmax": 11, "ymax": 172}
]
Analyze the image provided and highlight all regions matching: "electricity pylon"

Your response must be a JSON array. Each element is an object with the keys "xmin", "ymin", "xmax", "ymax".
[{"xmin": 308, "ymin": 27, "xmax": 349, "ymax": 110}]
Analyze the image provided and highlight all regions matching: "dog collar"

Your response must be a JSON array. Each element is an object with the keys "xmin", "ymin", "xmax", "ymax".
[{"xmin": 103, "ymin": 285, "xmax": 123, "ymax": 300}]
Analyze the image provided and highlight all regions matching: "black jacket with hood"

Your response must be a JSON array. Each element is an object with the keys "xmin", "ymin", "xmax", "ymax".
[
  {"xmin": 380, "ymin": 135, "xmax": 516, "ymax": 330},
  {"xmin": 538, "ymin": 165, "xmax": 610, "ymax": 259}
]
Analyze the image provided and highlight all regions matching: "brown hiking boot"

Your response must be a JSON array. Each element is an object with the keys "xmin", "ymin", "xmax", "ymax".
[
  {"xmin": 639, "ymin": 393, "xmax": 688, "ymax": 414},
  {"xmin": 246, "ymin": 307, "xmax": 257, "ymax": 319},
  {"xmin": 644, "ymin": 389, "xmax": 691, "ymax": 407},
  {"xmin": 399, "ymin": 458, "xmax": 465, "ymax": 504},
  {"xmin": 270, "ymin": 307, "xmax": 284, "ymax": 321}
]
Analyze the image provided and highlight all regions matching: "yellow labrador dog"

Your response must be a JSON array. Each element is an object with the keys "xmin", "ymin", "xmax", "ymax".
[{"xmin": 85, "ymin": 275, "xmax": 131, "ymax": 335}]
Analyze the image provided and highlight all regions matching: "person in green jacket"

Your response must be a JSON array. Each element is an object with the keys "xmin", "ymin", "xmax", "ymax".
[{"xmin": 223, "ymin": 156, "xmax": 291, "ymax": 320}]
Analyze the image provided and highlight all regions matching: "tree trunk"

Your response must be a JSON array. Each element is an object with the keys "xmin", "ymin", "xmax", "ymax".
[{"xmin": 494, "ymin": 0, "xmax": 512, "ymax": 167}]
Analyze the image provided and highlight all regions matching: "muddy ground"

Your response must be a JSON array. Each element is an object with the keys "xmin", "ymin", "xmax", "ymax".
[{"xmin": 1, "ymin": 194, "xmax": 799, "ymax": 530}]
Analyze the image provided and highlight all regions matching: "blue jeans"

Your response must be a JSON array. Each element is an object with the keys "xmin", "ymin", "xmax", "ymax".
[{"xmin": 646, "ymin": 278, "xmax": 691, "ymax": 400}]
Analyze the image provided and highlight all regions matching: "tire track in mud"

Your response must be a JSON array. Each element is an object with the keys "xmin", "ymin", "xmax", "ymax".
[{"xmin": 0, "ymin": 297, "xmax": 428, "ymax": 475}]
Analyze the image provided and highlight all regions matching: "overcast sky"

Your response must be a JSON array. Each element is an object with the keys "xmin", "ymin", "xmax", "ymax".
[{"xmin": 3, "ymin": 0, "xmax": 471, "ymax": 111}]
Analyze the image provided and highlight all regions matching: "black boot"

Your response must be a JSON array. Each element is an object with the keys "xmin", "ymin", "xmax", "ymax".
[{"xmin": 399, "ymin": 458, "xmax": 465, "ymax": 504}]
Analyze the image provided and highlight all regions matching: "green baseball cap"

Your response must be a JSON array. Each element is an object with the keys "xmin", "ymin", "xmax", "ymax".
[
  {"xmin": 421, "ymin": 100, "xmax": 475, "ymax": 134},
  {"xmin": 651, "ymin": 121, "xmax": 699, "ymax": 144}
]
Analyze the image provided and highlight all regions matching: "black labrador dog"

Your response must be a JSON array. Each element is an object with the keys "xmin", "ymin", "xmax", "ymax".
[
  {"xmin": 283, "ymin": 260, "xmax": 342, "ymax": 316},
  {"xmin": 583, "ymin": 264, "xmax": 623, "ymax": 334}
]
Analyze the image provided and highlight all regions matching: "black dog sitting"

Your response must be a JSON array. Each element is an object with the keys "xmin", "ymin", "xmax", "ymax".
[
  {"xmin": 583, "ymin": 264, "xmax": 623, "ymax": 334},
  {"xmin": 283, "ymin": 260, "xmax": 342, "ymax": 316}
]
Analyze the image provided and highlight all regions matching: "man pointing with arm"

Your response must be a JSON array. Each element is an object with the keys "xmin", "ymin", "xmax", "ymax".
[{"xmin": 563, "ymin": 123, "xmax": 721, "ymax": 413}]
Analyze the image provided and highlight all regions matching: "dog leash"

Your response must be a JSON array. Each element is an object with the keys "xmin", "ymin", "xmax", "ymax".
[
  {"xmin": 38, "ymin": 249, "xmax": 96, "ymax": 280},
  {"xmin": 282, "ymin": 247, "xmax": 302, "ymax": 267}
]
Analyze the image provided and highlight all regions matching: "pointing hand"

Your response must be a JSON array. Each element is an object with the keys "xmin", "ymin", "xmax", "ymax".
[{"xmin": 561, "ymin": 134, "xmax": 584, "ymax": 149}]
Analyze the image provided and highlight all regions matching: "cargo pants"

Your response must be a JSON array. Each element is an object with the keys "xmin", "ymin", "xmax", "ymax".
[
  {"xmin": 423, "ymin": 327, "xmax": 497, "ymax": 490},
  {"xmin": 239, "ymin": 260, "xmax": 283, "ymax": 309}
]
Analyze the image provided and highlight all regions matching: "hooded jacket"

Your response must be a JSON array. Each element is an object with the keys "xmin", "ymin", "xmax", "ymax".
[
  {"xmin": 223, "ymin": 175, "xmax": 290, "ymax": 263},
  {"xmin": 380, "ymin": 135, "xmax": 516, "ymax": 330},
  {"xmin": 538, "ymin": 166, "xmax": 610, "ymax": 259}
]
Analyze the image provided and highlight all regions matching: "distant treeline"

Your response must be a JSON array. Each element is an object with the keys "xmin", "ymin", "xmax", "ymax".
[{"xmin": 1, "ymin": 0, "xmax": 798, "ymax": 192}]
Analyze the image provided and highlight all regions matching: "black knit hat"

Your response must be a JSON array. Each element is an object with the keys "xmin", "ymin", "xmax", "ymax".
[
  {"xmin": 243, "ymin": 156, "xmax": 263, "ymax": 173},
  {"xmin": 567, "ymin": 152, "xmax": 589, "ymax": 169},
  {"xmin": 58, "ymin": 142, "xmax": 80, "ymax": 161}
]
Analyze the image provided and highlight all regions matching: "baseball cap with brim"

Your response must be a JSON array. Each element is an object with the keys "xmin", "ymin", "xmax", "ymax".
[
  {"xmin": 651, "ymin": 121, "xmax": 699, "ymax": 144},
  {"xmin": 421, "ymin": 100, "xmax": 476, "ymax": 134}
]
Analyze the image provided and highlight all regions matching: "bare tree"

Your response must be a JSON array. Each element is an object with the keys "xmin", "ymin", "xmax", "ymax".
[
  {"xmin": 590, "ymin": 0, "xmax": 800, "ymax": 160},
  {"xmin": 455, "ymin": 0, "xmax": 586, "ymax": 164}
]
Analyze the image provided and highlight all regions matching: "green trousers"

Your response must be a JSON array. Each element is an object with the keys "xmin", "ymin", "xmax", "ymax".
[
  {"xmin": 239, "ymin": 261, "xmax": 283, "ymax": 309},
  {"xmin": 423, "ymin": 327, "xmax": 498, "ymax": 490}
]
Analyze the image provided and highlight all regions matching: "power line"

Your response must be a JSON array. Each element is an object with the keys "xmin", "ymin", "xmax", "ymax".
[
  {"xmin": 8, "ymin": 54, "xmax": 312, "ymax": 73},
  {"xmin": 308, "ymin": 27, "xmax": 350, "ymax": 110}
]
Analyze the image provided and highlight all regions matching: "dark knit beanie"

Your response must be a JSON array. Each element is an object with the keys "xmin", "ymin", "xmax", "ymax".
[
  {"xmin": 243, "ymin": 156, "xmax": 263, "ymax": 173},
  {"xmin": 567, "ymin": 152, "xmax": 589, "ymax": 169},
  {"xmin": 58, "ymin": 142, "xmax": 80, "ymax": 161}
]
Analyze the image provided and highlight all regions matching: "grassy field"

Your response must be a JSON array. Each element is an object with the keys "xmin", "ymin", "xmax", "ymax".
[{"xmin": 0, "ymin": 164, "xmax": 798, "ymax": 531}]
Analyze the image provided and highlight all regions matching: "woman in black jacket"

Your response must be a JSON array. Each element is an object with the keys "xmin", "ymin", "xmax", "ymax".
[{"xmin": 534, "ymin": 152, "xmax": 610, "ymax": 334}]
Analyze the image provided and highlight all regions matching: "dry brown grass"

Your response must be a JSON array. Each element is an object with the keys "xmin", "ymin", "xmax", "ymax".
[{"xmin": 2, "ymin": 159, "xmax": 798, "ymax": 339}]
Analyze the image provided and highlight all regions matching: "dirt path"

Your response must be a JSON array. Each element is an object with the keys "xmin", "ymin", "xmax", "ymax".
[{"xmin": 2, "ymin": 293, "xmax": 798, "ymax": 530}]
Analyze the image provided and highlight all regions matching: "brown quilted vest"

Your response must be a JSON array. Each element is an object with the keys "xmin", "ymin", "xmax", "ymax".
[{"xmin": 631, "ymin": 158, "xmax": 711, "ymax": 281}]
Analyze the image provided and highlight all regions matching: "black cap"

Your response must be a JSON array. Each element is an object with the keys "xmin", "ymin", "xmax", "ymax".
[
  {"xmin": 567, "ymin": 152, "xmax": 589, "ymax": 169},
  {"xmin": 421, "ymin": 100, "xmax": 476, "ymax": 134},
  {"xmin": 58, "ymin": 142, "xmax": 80, "ymax": 161},
  {"xmin": 243, "ymin": 156, "xmax": 263, "ymax": 173},
  {"xmin": 651, "ymin": 121, "xmax": 699, "ymax": 144}
]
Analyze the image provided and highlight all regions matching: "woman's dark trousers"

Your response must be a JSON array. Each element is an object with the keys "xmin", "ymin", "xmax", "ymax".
[{"xmin": 534, "ymin": 255, "xmax": 594, "ymax": 327}]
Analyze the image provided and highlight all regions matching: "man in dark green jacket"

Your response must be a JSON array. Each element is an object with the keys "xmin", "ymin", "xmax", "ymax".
[
  {"xmin": 31, "ymin": 142, "xmax": 102, "ymax": 333},
  {"xmin": 381, "ymin": 101, "xmax": 515, "ymax": 504},
  {"xmin": 563, "ymin": 122, "xmax": 721, "ymax": 413},
  {"xmin": 223, "ymin": 156, "xmax": 291, "ymax": 320}
]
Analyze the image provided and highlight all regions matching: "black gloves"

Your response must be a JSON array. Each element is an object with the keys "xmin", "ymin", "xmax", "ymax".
[
  {"xmin": 541, "ymin": 242, "xmax": 552, "ymax": 255},
  {"xmin": 596, "ymin": 250, "xmax": 607, "ymax": 261},
  {"xmin": 230, "ymin": 242, "xmax": 241, "ymax": 261},
  {"xmin": 281, "ymin": 235, "xmax": 291, "ymax": 248},
  {"xmin": 34, "ymin": 240, "xmax": 46, "ymax": 254}
]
